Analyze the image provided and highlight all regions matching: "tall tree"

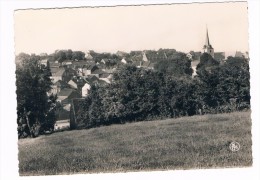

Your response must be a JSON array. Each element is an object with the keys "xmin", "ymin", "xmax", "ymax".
[{"xmin": 16, "ymin": 55, "xmax": 56, "ymax": 137}]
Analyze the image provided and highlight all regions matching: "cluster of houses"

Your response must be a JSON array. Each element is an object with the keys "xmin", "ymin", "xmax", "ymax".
[
  {"xmin": 41, "ymin": 58, "xmax": 111, "ymax": 130},
  {"xmin": 42, "ymin": 43, "xmax": 248, "ymax": 130},
  {"xmin": 42, "ymin": 50, "xmax": 158, "ymax": 130}
]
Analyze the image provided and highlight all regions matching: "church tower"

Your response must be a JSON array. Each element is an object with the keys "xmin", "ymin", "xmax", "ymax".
[{"xmin": 203, "ymin": 27, "xmax": 214, "ymax": 58}]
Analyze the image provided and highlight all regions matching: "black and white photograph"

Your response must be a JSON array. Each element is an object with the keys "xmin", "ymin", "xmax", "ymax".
[{"xmin": 0, "ymin": 0, "xmax": 260, "ymax": 179}]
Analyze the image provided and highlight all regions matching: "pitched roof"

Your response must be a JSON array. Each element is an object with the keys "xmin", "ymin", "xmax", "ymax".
[
  {"xmin": 40, "ymin": 59, "xmax": 48, "ymax": 64},
  {"xmin": 148, "ymin": 62, "xmax": 155, "ymax": 68},
  {"xmin": 142, "ymin": 52, "xmax": 149, "ymax": 62},
  {"xmin": 86, "ymin": 64, "xmax": 97, "ymax": 70},
  {"xmin": 87, "ymin": 75, "xmax": 99, "ymax": 83},
  {"xmin": 50, "ymin": 67, "xmax": 60, "ymax": 74},
  {"xmin": 116, "ymin": 51, "xmax": 128, "ymax": 57},
  {"xmin": 99, "ymin": 73, "xmax": 111, "ymax": 78},
  {"xmin": 53, "ymin": 68, "xmax": 66, "ymax": 76},
  {"xmin": 58, "ymin": 88, "xmax": 74, "ymax": 97},
  {"xmin": 68, "ymin": 79, "xmax": 78, "ymax": 89},
  {"xmin": 130, "ymin": 54, "xmax": 143, "ymax": 62},
  {"xmin": 91, "ymin": 68, "xmax": 106, "ymax": 75},
  {"xmin": 49, "ymin": 62, "xmax": 60, "ymax": 67},
  {"xmin": 142, "ymin": 61, "xmax": 151, "ymax": 67},
  {"xmin": 85, "ymin": 53, "xmax": 93, "ymax": 60},
  {"xmin": 132, "ymin": 61, "xmax": 142, "ymax": 67},
  {"xmin": 72, "ymin": 61, "xmax": 88, "ymax": 67},
  {"xmin": 54, "ymin": 80, "xmax": 69, "ymax": 87}
]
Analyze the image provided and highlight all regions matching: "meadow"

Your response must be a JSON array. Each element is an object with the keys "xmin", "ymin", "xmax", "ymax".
[{"xmin": 18, "ymin": 111, "xmax": 252, "ymax": 176}]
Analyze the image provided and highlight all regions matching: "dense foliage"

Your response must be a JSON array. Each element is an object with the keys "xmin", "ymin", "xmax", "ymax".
[
  {"xmin": 16, "ymin": 54, "xmax": 57, "ymax": 138},
  {"xmin": 154, "ymin": 52, "xmax": 193, "ymax": 76},
  {"xmin": 50, "ymin": 49, "xmax": 86, "ymax": 63},
  {"xmin": 74, "ymin": 53, "xmax": 250, "ymax": 128}
]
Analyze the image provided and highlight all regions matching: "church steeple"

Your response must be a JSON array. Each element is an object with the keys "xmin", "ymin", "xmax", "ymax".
[
  {"xmin": 205, "ymin": 27, "xmax": 210, "ymax": 46},
  {"xmin": 203, "ymin": 26, "xmax": 214, "ymax": 58}
]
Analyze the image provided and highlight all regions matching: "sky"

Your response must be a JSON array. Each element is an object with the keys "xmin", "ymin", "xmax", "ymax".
[{"xmin": 14, "ymin": 2, "xmax": 249, "ymax": 55}]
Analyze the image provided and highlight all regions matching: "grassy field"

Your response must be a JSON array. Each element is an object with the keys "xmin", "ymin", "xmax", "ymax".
[{"xmin": 18, "ymin": 111, "xmax": 252, "ymax": 176}]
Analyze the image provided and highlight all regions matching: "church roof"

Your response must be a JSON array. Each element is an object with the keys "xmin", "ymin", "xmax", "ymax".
[
  {"xmin": 205, "ymin": 28, "xmax": 210, "ymax": 46},
  {"xmin": 204, "ymin": 27, "xmax": 213, "ymax": 49}
]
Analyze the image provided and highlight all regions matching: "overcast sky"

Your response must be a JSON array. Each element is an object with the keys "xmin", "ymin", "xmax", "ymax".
[{"xmin": 14, "ymin": 2, "xmax": 249, "ymax": 55}]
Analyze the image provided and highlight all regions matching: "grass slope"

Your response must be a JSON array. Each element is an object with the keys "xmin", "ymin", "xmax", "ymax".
[{"xmin": 18, "ymin": 111, "xmax": 252, "ymax": 175}]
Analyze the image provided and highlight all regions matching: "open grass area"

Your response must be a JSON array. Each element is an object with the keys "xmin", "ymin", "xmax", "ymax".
[{"xmin": 18, "ymin": 111, "xmax": 252, "ymax": 176}]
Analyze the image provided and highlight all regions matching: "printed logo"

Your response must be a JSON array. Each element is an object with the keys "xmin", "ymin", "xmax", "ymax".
[{"xmin": 229, "ymin": 141, "xmax": 240, "ymax": 152}]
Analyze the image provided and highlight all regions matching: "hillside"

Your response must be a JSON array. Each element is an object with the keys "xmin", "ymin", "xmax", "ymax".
[{"xmin": 18, "ymin": 111, "xmax": 252, "ymax": 175}]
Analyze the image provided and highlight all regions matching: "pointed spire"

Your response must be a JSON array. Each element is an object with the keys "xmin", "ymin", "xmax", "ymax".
[{"xmin": 205, "ymin": 25, "xmax": 210, "ymax": 46}]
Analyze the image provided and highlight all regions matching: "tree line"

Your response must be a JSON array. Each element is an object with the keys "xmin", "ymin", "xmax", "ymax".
[
  {"xmin": 16, "ymin": 51, "xmax": 250, "ymax": 137},
  {"xmin": 72, "ymin": 53, "xmax": 250, "ymax": 128}
]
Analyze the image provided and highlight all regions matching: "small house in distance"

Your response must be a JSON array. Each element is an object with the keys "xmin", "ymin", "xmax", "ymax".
[
  {"xmin": 57, "ymin": 88, "xmax": 81, "ymax": 105},
  {"xmin": 48, "ymin": 80, "xmax": 70, "ymax": 95},
  {"xmin": 54, "ymin": 119, "xmax": 70, "ymax": 131}
]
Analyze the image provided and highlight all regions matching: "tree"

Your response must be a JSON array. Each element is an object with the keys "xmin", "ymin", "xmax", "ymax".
[
  {"xmin": 196, "ymin": 55, "xmax": 250, "ymax": 113},
  {"xmin": 72, "ymin": 51, "xmax": 85, "ymax": 61},
  {"xmin": 16, "ymin": 54, "xmax": 56, "ymax": 137},
  {"xmin": 65, "ymin": 49, "xmax": 73, "ymax": 60},
  {"xmin": 196, "ymin": 53, "xmax": 219, "ymax": 71},
  {"xmin": 54, "ymin": 50, "xmax": 66, "ymax": 63},
  {"xmin": 154, "ymin": 52, "xmax": 193, "ymax": 77}
]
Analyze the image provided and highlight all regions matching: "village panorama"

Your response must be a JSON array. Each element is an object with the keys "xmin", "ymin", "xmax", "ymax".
[{"xmin": 16, "ymin": 28, "xmax": 251, "ymax": 175}]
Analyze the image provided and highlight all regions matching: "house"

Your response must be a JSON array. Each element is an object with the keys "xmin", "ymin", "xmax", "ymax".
[
  {"xmin": 51, "ymin": 68, "xmax": 65, "ymax": 83},
  {"xmin": 191, "ymin": 51, "xmax": 202, "ymax": 61},
  {"xmin": 191, "ymin": 60, "xmax": 200, "ymax": 77},
  {"xmin": 186, "ymin": 53, "xmax": 193, "ymax": 60},
  {"xmin": 224, "ymin": 51, "xmax": 248, "ymax": 60},
  {"xmin": 214, "ymin": 52, "xmax": 225, "ymax": 61},
  {"xmin": 84, "ymin": 75, "xmax": 108, "ymax": 87},
  {"xmin": 116, "ymin": 51, "xmax": 128, "ymax": 58},
  {"xmin": 91, "ymin": 68, "xmax": 106, "ymax": 78},
  {"xmin": 57, "ymin": 88, "xmax": 81, "ymax": 105},
  {"xmin": 141, "ymin": 61, "xmax": 155, "ymax": 70},
  {"xmin": 50, "ymin": 67, "xmax": 72, "ymax": 83},
  {"xmin": 100, "ymin": 59, "xmax": 107, "ymax": 64},
  {"xmin": 71, "ymin": 61, "xmax": 88, "ymax": 70},
  {"xmin": 130, "ymin": 54, "xmax": 143, "ymax": 62},
  {"xmin": 68, "ymin": 79, "xmax": 78, "ymax": 89},
  {"xmin": 82, "ymin": 82, "xmax": 91, "ymax": 97},
  {"xmin": 99, "ymin": 73, "xmax": 113, "ymax": 84},
  {"xmin": 50, "ymin": 67, "xmax": 60, "ymax": 79},
  {"xmin": 121, "ymin": 58, "xmax": 127, "ymax": 64},
  {"xmin": 85, "ymin": 51, "xmax": 94, "ymax": 60},
  {"xmin": 40, "ymin": 59, "xmax": 49, "ymax": 68},
  {"xmin": 54, "ymin": 119, "xmax": 70, "ymax": 131},
  {"xmin": 49, "ymin": 61, "xmax": 60, "ymax": 68},
  {"xmin": 67, "ymin": 76, "xmax": 89, "ymax": 95},
  {"xmin": 86, "ymin": 75, "xmax": 100, "ymax": 84},
  {"xmin": 62, "ymin": 60, "xmax": 73, "ymax": 68},
  {"xmin": 143, "ymin": 50, "xmax": 170, "ymax": 62},
  {"xmin": 74, "ymin": 63, "xmax": 97, "ymax": 76},
  {"xmin": 142, "ymin": 52, "xmax": 149, "ymax": 62},
  {"xmin": 48, "ymin": 80, "xmax": 70, "ymax": 95}
]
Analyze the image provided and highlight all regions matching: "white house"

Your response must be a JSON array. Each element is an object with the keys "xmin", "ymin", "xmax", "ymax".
[
  {"xmin": 121, "ymin": 58, "xmax": 127, "ymax": 64},
  {"xmin": 82, "ymin": 82, "xmax": 91, "ymax": 97}
]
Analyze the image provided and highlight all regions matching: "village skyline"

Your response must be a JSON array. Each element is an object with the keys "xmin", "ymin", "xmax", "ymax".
[{"xmin": 14, "ymin": 2, "xmax": 248, "ymax": 55}]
